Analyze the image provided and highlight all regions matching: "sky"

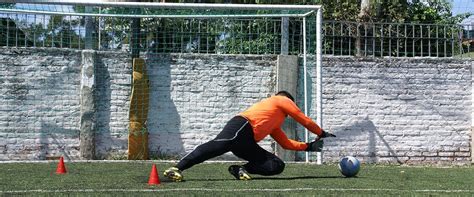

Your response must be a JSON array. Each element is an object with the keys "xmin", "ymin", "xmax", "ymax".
[{"xmin": 451, "ymin": 0, "xmax": 474, "ymax": 23}]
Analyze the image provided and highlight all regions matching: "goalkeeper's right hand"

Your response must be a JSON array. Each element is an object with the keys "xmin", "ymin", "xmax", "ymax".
[{"xmin": 320, "ymin": 130, "xmax": 336, "ymax": 138}]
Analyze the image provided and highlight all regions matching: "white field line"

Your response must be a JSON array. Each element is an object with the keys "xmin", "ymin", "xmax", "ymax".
[
  {"xmin": 1, "ymin": 188, "xmax": 473, "ymax": 194},
  {"xmin": 0, "ymin": 160, "xmax": 313, "ymax": 164}
]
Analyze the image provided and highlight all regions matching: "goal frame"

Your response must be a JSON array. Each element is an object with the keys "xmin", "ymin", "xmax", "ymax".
[{"xmin": 0, "ymin": 0, "xmax": 324, "ymax": 164}]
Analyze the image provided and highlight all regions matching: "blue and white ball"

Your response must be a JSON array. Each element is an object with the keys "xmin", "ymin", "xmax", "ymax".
[{"xmin": 338, "ymin": 156, "xmax": 360, "ymax": 177}]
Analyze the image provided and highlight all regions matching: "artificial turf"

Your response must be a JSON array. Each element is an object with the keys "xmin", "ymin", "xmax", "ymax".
[{"xmin": 0, "ymin": 161, "xmax": 473, "ymax": 196}]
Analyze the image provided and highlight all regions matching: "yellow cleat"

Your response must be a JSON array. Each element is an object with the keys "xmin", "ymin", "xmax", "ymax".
[
  {"xmin": 163, "ymin": 167, "xmax": 183, "ymax": 182},
  {"xmin": 228, "ymin": 165, "xmax": 252, "ymax": 180}
]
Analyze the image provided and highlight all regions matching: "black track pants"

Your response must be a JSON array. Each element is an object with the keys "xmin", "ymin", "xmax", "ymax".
[{"xmin": 176, "ymin": 116, "xmax": 285, "ymax": 176}]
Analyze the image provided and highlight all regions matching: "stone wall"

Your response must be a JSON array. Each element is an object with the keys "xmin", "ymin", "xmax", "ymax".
[
  {"xmin": 145, "ymin": 53, "xmax": 277, "ymax": 158},
  {"xmin": 296, "ymin": 57, "xmax": 472, "ymax": 165},
  {"xmin": 0, "ymin": 48, "xmax": 471, "ymax": 164},
  {"xmin": 0, "ymin": 48, "xmax": 82, "ymax": 160},
  {"xmin": 0, "ymin": 48, "xmax": 277, "ymax": 160}
]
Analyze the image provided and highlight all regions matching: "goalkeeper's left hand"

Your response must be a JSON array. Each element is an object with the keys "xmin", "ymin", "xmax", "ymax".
[
  {"xmin": 305, "ymin": 130, "xmax": 336, "ymax": 151},
  {"xmin": 305, "ymin": 140, "xmax": 323, "ymax": 152}
]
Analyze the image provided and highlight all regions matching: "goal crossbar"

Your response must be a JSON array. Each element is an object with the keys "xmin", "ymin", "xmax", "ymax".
[
  {"xmin": 0, "ymin": 1, "xmax": 318, "ymax": 18},
  {"xmin": 0, "ymin": 1, "xmax": 321, "ymax": 10}
]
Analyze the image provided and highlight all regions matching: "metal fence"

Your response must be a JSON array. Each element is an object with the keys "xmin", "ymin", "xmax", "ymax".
[
  {"xmin": 0, "ymin": 11, "xmax": 473, "ymax": 58},
  {"xmin": 324, "ymin": 21, "xmax": 474, "ymax": 58},
  {"xmin": 0, "ymin": 13, "xmax": 307, "ymax": 55}
]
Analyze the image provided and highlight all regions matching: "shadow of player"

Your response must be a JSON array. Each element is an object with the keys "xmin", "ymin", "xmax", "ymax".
[{"xmin": 178, "ymin": 175, "xmax": 345, "ymax": 182}]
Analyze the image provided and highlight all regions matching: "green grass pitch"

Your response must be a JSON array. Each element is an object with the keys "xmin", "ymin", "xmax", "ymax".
[{"xmin": 0, "ymin": 162, "xmax": 473, "ymax": 196}]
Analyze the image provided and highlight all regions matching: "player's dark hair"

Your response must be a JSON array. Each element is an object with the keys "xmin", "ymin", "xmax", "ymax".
[{"xmin": 276, "ymin": 91, "xmax": 295, "ymax": 102}]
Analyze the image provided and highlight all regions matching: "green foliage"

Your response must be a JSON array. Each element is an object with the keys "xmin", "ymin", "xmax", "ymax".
[
  {"xmin": 42, "ymin": 15, "xmax": 83, "ymax": 48},
  {"xmin": 406, "ymin": 0, "xmax": 468, "ymax": 24},
  {"xmin": 214, "ymin": 18, "xmax": 279, "ymax": 54},
  {"xmin": 378, "ymin": 1, "xmax": 409, "ymax": 23},
  {"xmin": 154, "ymin": 0, "xmax": 471, "ymax": 25},
  {"xmin": 0, "ymin": 14, "xmax": 84, "ymax": 48},
  {"xmin": 318, "ymin": 0, "xmax": 471, "ymax": 57},
  {"xmin": 0, "ymin": 3, "xmax": 14, "ymax": 9},
  {"xmin": 219, "ymin": 32, "xmax": 276, "ymax": 54},
  {"xmin": 0, "ymin": 18, "xmax": 37, "ymax": 47},
  {"xmin": 322, "ymin": 0, "xmax": 361, "ymax": 21}
]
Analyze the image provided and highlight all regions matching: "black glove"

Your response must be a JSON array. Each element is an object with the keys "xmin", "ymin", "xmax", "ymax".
[
  {"xmin": 305, "ymin": 140, "xmax": 324, "ymax": 152},
  {"xmin": 305, "ymin": 130, "xmax": 336, "ymax": 152},
  {"xmin": 321, "ymin": 130, "xmax": 336, "ymax": 138}
]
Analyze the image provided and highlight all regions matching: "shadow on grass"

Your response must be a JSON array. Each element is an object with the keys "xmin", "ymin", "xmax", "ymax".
[
  {"xmin": 182, "ymin": 175, "xmax": 344, "ymax": 182},
  {"xmin": 253, "ymin": 175, "xmax": 344, "ymax": 180}
]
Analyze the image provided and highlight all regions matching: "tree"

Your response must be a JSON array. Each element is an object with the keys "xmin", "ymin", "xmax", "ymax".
[{"xmin": 312, "ymin": 0, "xmax": 470, "ymax": 24}]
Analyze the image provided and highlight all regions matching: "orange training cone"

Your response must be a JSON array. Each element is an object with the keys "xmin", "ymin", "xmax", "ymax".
[
  {"xmin": 56, "ymin": 157, "xmax": 67, "ymax": 174},
  {"xmin": 148, "ymin": 164, "xmax": 161, "ymax": 185}
]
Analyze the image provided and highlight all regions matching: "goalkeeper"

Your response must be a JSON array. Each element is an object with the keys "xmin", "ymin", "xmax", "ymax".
[{"xmin": 164, "ymin": 91, "xmax": 336, "ymax": 181}]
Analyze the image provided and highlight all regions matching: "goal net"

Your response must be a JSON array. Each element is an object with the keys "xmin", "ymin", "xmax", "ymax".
[{"xmin": 0, "ymin": 1, "xmax": 323, "ymax": 163}]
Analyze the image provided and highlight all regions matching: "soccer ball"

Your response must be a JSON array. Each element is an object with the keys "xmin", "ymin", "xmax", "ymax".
[{"xmin": 338, "ymin": 156, "xmax": 360, "ymax": 177}]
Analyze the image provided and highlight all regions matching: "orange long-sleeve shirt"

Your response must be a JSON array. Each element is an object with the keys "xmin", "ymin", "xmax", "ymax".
[{"xmin": 239, "ymin": 95, "xmax": 323, "ymax": 151}]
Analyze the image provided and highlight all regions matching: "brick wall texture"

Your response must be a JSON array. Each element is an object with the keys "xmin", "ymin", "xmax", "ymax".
[
  {"xmin": 297, "ymin": 57, "xmax": 472, "ymax": 165},
  {"xmin": 0, "ymin": 48, "xmax": 471, "ymax": 164}
]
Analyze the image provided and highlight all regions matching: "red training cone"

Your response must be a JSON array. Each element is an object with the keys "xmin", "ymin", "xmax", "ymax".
[
  {"xmin": 148, "ymin": 164, "xmax": 161, "ymax": 185},
  {"xmin": 56, "ymin": 157, "xmax": 67, "ymax": 174}
]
